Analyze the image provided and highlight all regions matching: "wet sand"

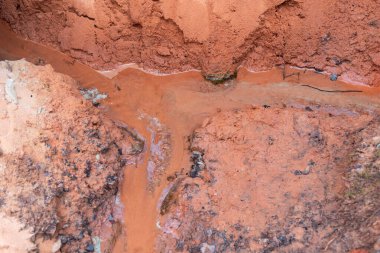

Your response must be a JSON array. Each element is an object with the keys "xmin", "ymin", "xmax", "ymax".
[
  {"xmin": 1, "ymin": 21, "xmax": 380, "ymax": 253},
  {"xmin": 105, "ymin": 68, "xmax": 380, "ymax": 253}
]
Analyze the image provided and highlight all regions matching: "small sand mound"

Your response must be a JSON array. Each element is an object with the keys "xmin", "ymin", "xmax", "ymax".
[{"xmin": 157, "ymin": 106, "xmax": 380, "ymax": 252}]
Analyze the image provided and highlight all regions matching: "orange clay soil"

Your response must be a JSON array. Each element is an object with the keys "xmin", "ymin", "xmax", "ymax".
[
  {"xmin": 1, "ymin": 17, "xmax": 380, "ymax": 253},
  {"xmin": 0, "ymin": 0, "xmax": 379, "ymax": 85},
  {"xmin": 0, "ymin": 59, "xmax": 143, "ymax": 252},
  {"xmin": 156, "ymin": 106, "xmax": 378, "ymax": 252}
]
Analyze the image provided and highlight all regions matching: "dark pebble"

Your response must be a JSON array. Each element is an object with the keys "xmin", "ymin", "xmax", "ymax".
[
  {"xmin": 294, "ymin": 169, "xmax": 310, "ymax": 176},
  {"xmin": 189, "ymin": 165, "xmax": 200, "ymax": 178},
  {"xmin": 330, "ymin": 73, "xmax": 338, "ymax": 81},
  {"xmin": 86, "ymin": 243, "xmax": 94, "ymax": 252},
  {"xmin": 278, "ymin": 235, "xmax": 287, "ymax": 245},
  {"xmin": 305, "ymin": 106, "xmax": 313, "ymax": 112}
]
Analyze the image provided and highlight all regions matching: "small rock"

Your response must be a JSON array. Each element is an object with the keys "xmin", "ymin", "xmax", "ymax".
[
  {"xmin": 156, "ymin": 46, "xmax": 171, "ymax": 56},
  {"xmin": 204, "ymin": 72, "xmax": 237, "ymax": 85},
  {"xmin": 277, "ymin": 235, "xmax": 294, "ymax": 246},
  {"xmin": 86, "ymin": 243, "xmax": 95, "ymax": 252},
  {"xmin": 176, "ymin": 240, "xmax": 185, "ymax": 251},
  {"xmin": 37, "ymin": 107, "xmax": 45, "ymax": 114},
  {"xmin": 192, "ymin": 151, "xmax": 202, "ymax": 159},
  {"xmin": 51, "ymin": 239, "xmax": 62, "ymax": 253},
  {"xmin": 321, "ymin": 33, "xmax": 331, "ymax": 43},
  {"xmin": 305, "ymin": 106, "xmax": 313, "ymax": 112},
  {"xmin": 80, "ymin": 88, "xmax": 107, "ymax": 106},
  {"xmin": 294, "ymin": 168, "xmax": 310, "ymax": 176},
  {"xmin": 190, "ymin": 165, "xmax": 200, "ymax": 178},
  {"xmin": 196, "ymin": 161, "xmax": 206, "ymax": 170},
  {"xmin": 267, "ymin": 136, "xmax": 274, "ymax": 145},
  {"xmin": 354, "ymin": 164, "xmax": 365, "ymax": 174},
  {"xmin": 369, "ymin": 20, "xmax": 379, "ymax": 28},
  {"xmin": 200, "ymin": 243, "xmax": 215, "ymax": 253},
  {"xmin": 34, "ymin": 57, "xmax": 46, "ymax": 66},
  {"xmin": 277, "ymin": 235, "xmax": 287, "ymax": 245},
  {"xmin": 92, "ymin": 237, "xmax": 102, "ymax": 253},
  {"xmin": 60, "ymin": 235, "xmax": 71, "ymax": 244},
  {"xmin": 303, "ymin": 167, "xmax": 310, "ymax": 175},
  {"xmin": 106, "ymin": 175, "xmax": 117, "ymax": 185},
  {"xmin": 190, "ymin": 151, "xmax": 205, "ymax": 178},
  {"xmin": 330, "ymin": 73, "xmax": 338, "ymax": 81},
  {"xmin": 5, "ymin": 78, "xmax": 18, "ymax": 104}
]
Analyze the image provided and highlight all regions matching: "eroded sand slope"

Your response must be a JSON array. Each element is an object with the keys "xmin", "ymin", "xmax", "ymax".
[
  {"xmin": 0, "ymin": 60, "xmax": 143, "ymax": 252},
  {"xmin": 1, "ymin": 0, "xmax": 379, "ymax": 85}
]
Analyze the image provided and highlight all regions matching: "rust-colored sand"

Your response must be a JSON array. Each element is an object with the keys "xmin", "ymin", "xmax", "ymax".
[{"xmin": 0, "ymin": 5, "xmax": 379, "ymax": 253}]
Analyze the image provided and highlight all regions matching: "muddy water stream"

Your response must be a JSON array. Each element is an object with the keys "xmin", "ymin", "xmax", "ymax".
[{"xmin": 1, "ymin": 22, "xmax": 380, "ymax": 253}]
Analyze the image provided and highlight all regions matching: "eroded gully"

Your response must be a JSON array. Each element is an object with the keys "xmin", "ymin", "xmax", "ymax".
[{"xmin": 1, "ymin": 22, "xmax": 380, "ymax": 253}]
